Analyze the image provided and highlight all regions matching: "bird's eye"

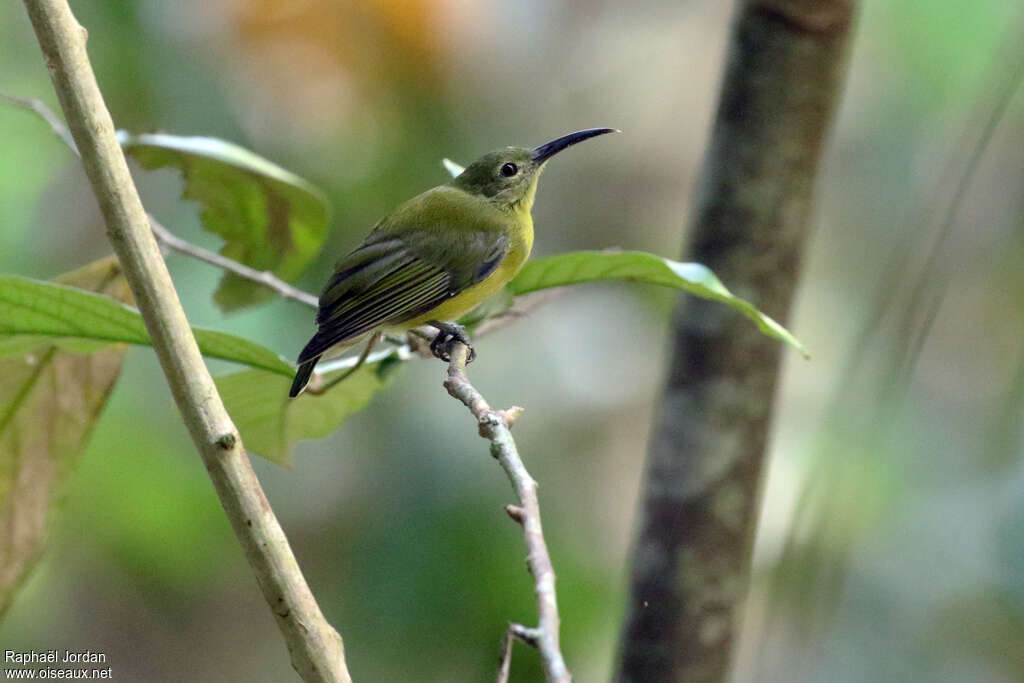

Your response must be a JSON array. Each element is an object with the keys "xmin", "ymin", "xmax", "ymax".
[{"xmin": 500, "ymin": 162, "xmax": 518, "ymax": 177}]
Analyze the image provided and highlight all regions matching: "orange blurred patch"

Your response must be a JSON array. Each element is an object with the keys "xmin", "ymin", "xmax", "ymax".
[{"xmin": 230, "ymin": 0, "xmax": 441, "ymax": 85}]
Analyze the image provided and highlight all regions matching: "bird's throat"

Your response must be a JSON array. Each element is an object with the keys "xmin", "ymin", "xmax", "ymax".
[{"xmin": 513, "ymin": 170, "xmax": 542, "ymax": 216}]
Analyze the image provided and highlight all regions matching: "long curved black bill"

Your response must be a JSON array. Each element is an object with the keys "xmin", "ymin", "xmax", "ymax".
[{"xmin": 531, "ymin": 127, "xmax": 618, "ymax": 164}]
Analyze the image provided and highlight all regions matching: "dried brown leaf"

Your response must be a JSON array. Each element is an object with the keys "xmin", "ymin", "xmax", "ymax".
[{"xmin": 0, "ymin": 256, "xmax": 131, "ymax": 615}]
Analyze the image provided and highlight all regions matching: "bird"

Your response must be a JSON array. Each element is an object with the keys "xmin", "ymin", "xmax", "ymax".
[{"xmin": 289, "ymin": 127, "xmax": 618, "ymax": 397}]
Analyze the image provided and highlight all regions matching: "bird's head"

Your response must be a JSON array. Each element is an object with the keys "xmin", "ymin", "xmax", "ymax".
[{"xmin": 450, "ymin": 127, "xmax": 617, "ymax": 210}]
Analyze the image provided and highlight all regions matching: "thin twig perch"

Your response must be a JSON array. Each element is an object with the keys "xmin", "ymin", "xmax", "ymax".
[
  {"xmin": 20, "ymin": 1, "xmax": 351, "ymax": 680},
  {"xmin": 443, "ymin": 344, "xmax": 570, "ymax": 683}
]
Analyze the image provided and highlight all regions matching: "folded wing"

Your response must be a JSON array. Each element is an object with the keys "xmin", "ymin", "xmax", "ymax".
[{"xmin": 296, "ymin": 230, "xmax": 509, "ymax": 365}]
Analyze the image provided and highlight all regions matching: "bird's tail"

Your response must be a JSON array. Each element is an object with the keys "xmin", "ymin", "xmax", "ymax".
[{"xmin": 289, "ymin": 356, "xmax": 320, "ymax": 398}]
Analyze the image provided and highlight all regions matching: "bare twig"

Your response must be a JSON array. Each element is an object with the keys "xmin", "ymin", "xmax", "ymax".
[
  {"xmin": 496, "ymin": 623, "xmax": 544, "ymax": 683},
  {"xmin": 0, "ymin": 90, "xmax": 320, "ymax": 310},
  {"xmin": 443, "ymin": 344, "xmax": 569, "ymax": 683},
  {"xmin": 21, "ymin": 1, "xmax": 350, "ymax": 680},
  {"xmin": 147, "ymin": 220, "xmax": 319, "ymax": 308},
  {"xmin": 0, "ymin": 91, "xmax": 78, "ymax": 151},
  {"xmin": 496, "ymin": 630, "xmax": 515, "ymax": 683}
]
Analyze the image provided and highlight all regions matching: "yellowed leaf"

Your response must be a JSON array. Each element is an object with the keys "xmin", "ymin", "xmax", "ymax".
[{"xmin": 0, "ymin": 256, "xmax": 131, "ymax": 614}]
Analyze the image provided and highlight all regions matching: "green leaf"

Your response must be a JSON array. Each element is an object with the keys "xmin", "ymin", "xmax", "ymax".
[
  {"xmin": 119, "ymin": 132, "xmax": 330, "ymax": 312},
  {"xmin": 0, "ymin": 275, "xmax": 295, "ymax": 376},
  {"xmin": 509, "ymin": 250, "xmax": 808, "ymax": 356},
  {"xmin": 217, "ymin": 363, "xmax": 392, "ymax": 466},
  {"xmin": 0, "ymin": 336, "xmax": 113, "ymax": 356},
  {"xmin": 0, "ymin": 257, "xmax": 132, "ymax": 614}
]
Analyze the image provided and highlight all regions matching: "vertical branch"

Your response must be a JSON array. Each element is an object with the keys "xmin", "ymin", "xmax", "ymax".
[
  {"xmin": 616, "ymin": 1, "xmax": 857, "ymax": 681},
  {"xmin": 443, "ymin": 345, "xmax": 570, "ymax": 683},
  {"xmin": 21, "ymin": 1, "xmax": 351, "ymax": 681}
]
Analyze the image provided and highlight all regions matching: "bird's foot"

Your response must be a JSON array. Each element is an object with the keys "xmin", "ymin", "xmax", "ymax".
[{"xmin": 428, "ymin": 321, "xmax": 476, "ymax": 364}]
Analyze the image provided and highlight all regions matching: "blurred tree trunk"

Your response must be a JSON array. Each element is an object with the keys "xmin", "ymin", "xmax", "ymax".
[{"xmin": 616, "ymin": 2, "xmax": 857, "ymax": 681}]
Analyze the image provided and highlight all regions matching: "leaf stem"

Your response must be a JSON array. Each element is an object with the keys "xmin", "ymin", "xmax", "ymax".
[{"xmin": 148, "ymin": 220, "xmax": 319, "ymax": 308}]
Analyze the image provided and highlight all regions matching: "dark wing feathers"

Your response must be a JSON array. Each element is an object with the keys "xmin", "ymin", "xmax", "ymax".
[
  {"xmin": 474, "ymin": 241, "xmax": 507, "ymax": 282},
  {"xmin": 296, "ymin": 230, "xmax": 508, "ymax": 365},
  {"xmin": 315, "ymin": 268, "xmax": 449, "ymax": 342},
  {"xmin": 317, "ymin": 239, "xmax": 417, "ymax": 318}
]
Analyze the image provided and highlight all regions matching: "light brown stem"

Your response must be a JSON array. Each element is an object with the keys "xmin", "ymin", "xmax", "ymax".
[{"xmin": 21, "ymin": 1, "xmax": 351, "ymax": 680}]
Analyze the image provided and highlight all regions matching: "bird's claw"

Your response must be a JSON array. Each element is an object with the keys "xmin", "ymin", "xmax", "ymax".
[{"xmin": 429, "ymin": 322, "xmax": 476, "ymax": 364}]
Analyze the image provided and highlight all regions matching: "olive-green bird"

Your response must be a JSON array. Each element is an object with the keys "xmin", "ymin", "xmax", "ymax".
[{"xmin": 290, "ymin": 127, "xmax": 617, "ymax": 397}]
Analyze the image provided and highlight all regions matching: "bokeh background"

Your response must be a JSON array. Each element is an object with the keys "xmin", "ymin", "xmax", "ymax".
[{"xmin": 2, "ymin": 1, "xmax": 1023, "ymax": 681}]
